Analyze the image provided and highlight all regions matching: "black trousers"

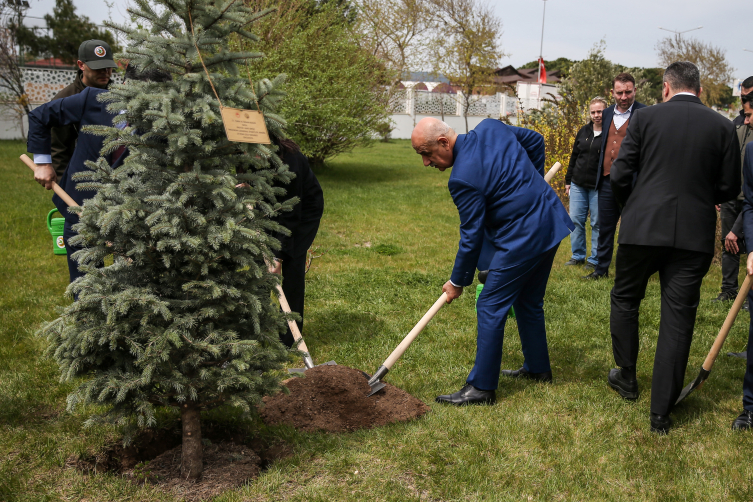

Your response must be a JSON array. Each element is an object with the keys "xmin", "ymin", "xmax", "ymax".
[
  {"xmin": 610, "ymin": 244, "xmax": 713, "ymax": 415},
  {"xmin": 279, "ymin": 219, "xmax": 321, "ymax": 348},
  {"xmin": 595, "ymin": 174, "xmax": 621, "ymax": 276},
  {"xmin": 720, "ymin": 200, "xmax": 743, "ymax": 293}
]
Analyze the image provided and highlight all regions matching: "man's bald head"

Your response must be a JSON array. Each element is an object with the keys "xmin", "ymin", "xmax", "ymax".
[{"xmin": 411, "ymin": 118, "xmax": 457, "ymax": 171}]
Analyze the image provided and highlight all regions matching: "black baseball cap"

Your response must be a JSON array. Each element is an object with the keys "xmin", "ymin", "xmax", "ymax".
[{"xmin": 78, "ymin": 40, "xmax": 118, "ymax": 70}]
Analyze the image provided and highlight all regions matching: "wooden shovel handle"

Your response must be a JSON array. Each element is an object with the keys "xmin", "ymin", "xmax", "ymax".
[
  {"xmin": 703, "ymin": 274, "xmax": 752, "ymax": 371},
  {"xmin": 20, "ymin": 154, "xmax": 79, "ymax": 207},
  {"xmin": 275, "ymin": 283, "xmax": 309, "ymax": 355},
  {"xmin": 383, "ymin": 292, "xmax": 447, "ymax": 370},
  {"xmin": 544, "ymin": 162, "xmax": 562, "ymax": 184}
]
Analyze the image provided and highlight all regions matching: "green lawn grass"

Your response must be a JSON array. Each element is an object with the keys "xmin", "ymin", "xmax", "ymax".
[{"xmin": 2, "ymin": 139, "xmax": 753, "ymax": 501}]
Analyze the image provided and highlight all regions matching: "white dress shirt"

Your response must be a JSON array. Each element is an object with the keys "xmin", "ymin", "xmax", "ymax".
[{"xmin": 612, "ymin": 103, "xmax": 634, "ymax": 131}]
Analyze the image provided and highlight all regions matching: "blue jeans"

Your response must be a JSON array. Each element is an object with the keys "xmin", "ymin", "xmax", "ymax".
[{"xmin": 568, "ymin": 183, "xmax": 599, "ymax": 266}]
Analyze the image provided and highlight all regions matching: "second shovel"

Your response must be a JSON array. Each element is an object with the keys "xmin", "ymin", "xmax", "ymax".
[
  {"xmin": 274, "ymin": 284, "xmax": 336, "ymax": 373},
  {"xmin": 366, "ymin": 292, "xmax": 448, "ymax": 396}
]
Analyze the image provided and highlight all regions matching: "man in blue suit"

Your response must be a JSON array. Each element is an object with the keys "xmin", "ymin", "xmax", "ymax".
[
  {"xmin": 584, "ymin": 73, "xmax": 646, "ymax": 280},
  {"xmin": 411, "ymin": 117, "xmax": 573, "ymax": 405},
  {"xmin": 29, "ymin": 86, "xmax": 120, "ymax": 284}
]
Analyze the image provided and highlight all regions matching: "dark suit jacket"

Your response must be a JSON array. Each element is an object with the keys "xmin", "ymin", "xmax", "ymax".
[
  {"xmin": 272, "ymin": 148, "xmax": 324, "ymax": 259},
  {"xmin": 595, "ymin": 101, "xmax": 646, "ymax": 188},
  {"xmin": 740, "ymin": 143, "xmax": 753, "ymax": 250},
  {"xmin": 448, "ymin": 119, "xmax": 573, "ymax": 286},
  {"xmin": 611, "ymin": 94, "xmax": 741, "ymax": 254},
  {"xmin": 27, "ymin": 87, "xmax": 120, "ymax": 221}
]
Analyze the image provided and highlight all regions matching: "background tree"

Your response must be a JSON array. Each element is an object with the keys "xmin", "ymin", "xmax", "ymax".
[
  {"xmin": 41, "ymin": 0, "xmax": 294, "ymax": 480},
  {"xmin": 656, "ymin": 35, "xmax": 733, "ymax": 107},
  {"xmin": 560, "ymin": 41, "xmax": 656, "ymax": 107},
  {"xmin": 15, "ymin": 0, "xmax": 120, "ymax": 64},
  {"xmin": 239, "ymin": 0, "xmax": 391, "ymax": 166},
  {"xmin": 356, "ymin": 0, "xmax": 435, "ymax": 97},
  {"xmin": 520, "ymin": 56, "xmax": 574, "ymax": 79},
  {"xmin": 0, "ymin": 1, "xmax": 32, "ymax": 138},
  {"xmin": 429, "ymin": 0, "xmax": 505, "ymax": 133}
]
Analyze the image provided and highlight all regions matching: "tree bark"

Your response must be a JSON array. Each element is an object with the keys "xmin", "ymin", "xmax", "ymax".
[{"xmin": 180, "ymin": 403, "xmax": 203, "ymax": 480}]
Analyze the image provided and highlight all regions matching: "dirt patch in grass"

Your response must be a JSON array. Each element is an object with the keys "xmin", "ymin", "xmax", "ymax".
[
  {"xmin": 68, "ymin": 425, "xmax": 292, "ymax": 501},
  {"xmin": 260, "ymin": 364, "xmax": 430, "ymax": 432}
]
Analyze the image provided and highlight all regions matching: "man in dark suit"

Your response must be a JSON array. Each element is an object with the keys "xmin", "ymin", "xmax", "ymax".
[
  {"xmin": 267, "ymin": 139, "xmax": 324, "ymax": 348},
  {"xmin": 411, "ymin": 117, "xmax": 573, "ymax": 406},
  {"xmin": 583, "ymin": 73, "xmax": 646, "ymax": 280},
  {"xmin": 606, "ymin": 62, "xmax": 741, "ymax": 434},
  {"xmin": 735, "ymin": 141, "xmax": 753, "ymax": 430}
]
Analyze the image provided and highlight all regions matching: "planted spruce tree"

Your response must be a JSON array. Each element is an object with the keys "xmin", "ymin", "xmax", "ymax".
[{"xmin": 40, "ymin": 0, "xmax": 296, "ymax": 479}]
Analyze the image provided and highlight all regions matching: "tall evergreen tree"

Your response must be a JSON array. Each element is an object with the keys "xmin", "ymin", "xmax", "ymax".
[{"xmin": 40, "ymin": 0, "xmax": 295, "ymax": 479}]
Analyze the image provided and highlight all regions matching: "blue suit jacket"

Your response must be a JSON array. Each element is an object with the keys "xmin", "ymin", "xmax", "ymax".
[
  {"xmin": 741, "ymin": 142, "xmax": 753, "ymax": 251},
  {"xmin": 595, "ymin": 101, "xmax": 646, "ymax": 188},
  {"xmin": 27, "ymin": 87, "xmax": 120, "ymax": 221},
  {"xmin": 448, "ymin": 119, "xmax": 574, "ymax": 286}
]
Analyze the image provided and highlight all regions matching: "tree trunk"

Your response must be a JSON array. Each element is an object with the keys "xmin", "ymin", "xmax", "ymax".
[{"xmin": 180, "ymin": 403, "xmax": 203, "ymax": 480}]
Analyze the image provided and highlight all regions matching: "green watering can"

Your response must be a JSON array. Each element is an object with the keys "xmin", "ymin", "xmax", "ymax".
[
  {"xmin": 475, "ymin": 281, "xmax": 515, "ymax": 319},
  {"xmin": 46, "ymin": 208, "xmax": 66, "ymax": 255}
]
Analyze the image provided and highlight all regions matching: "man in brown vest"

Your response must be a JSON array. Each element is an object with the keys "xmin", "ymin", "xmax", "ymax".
[{"xmin": 583, "ymin": 73, "xmax": 646, "ymax": 279}]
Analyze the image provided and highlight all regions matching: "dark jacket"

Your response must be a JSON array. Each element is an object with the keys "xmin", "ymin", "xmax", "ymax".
[
  {"xmin": 447, "ymin": 119, "xmax": 573, "ymax": 286},
  {"xmin": 740, "ymin": 143, "xmax": 753, "ymax": 251},
  {"xmin": 27, "ymin": 87, "xmax": 120, "ymax": 221},
  {"xmin": 565, "ymin": 122, "xmax": 603, "ymax": 190},
  {"xmin": 272, "ymin": 147, "xmax": 324, "ymax": 259},
  {"xmin": 734, "ymin": 109, "xmax": 746, "ymax": 127},
  {"xmin": 49, "ymin": 70, "xmax": 86, "ymax": 179},
  {"xmin": 611, "ymin": 94, "xmax": 741, "ymax": 255},
  {"xmin": 595, "ymin": 101, "xmax": 646, "ymax": 188}
]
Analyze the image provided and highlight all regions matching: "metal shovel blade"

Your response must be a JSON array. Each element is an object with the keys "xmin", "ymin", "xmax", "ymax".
[
  {"xmin": 365, "ymin": 365, "xmax": 389, "ymax": 397},
  {"xmin": 675, "ymin": 367, "xmax": 711, "ymax": 405},
  {"xmin": 288, "ymin": 360, "xmax": 337, "ymax": 374},
  {"xmin": 367, "ymin": 381, "xmax": 386, "ymax": 397}
]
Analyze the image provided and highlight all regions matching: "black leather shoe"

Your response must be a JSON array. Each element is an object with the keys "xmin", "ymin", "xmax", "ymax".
[
  {"xmin": 564, "ymin": 258, "xmax": 585, "ymax": 266},
  {"xmin": 583, "ymin": 271, "xmax": 608, "ymax": 280},
  {"xmin": 607, "ymin": 368, "xmax": 638, "ymax": 400},
  {"xmin": 501, "ymin": 366, "xmax": 552, "ymax": 383},
  {"xmin": 713, "ymin": 290, "xmax": 737, "ymax": 302},
  {"xmin": 435, "ymin": 384, "xmax": 496, "ymax": 406},
  {"xmin": 732, "ymin": 410, "xmax": 753, "ymax": 430},
  {"xmin": 650, "ymin": 413, "xmax": 672, "ymax": 434}
]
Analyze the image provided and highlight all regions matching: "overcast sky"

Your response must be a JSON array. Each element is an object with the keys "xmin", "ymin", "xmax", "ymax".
[{"xmin": 22, "ymin": 0, "xmax": 753, "ymax": 81}]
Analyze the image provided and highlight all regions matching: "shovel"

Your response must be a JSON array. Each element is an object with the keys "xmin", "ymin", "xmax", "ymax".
[
  {"xmin": 544, "ymin": 162, "xmax": 562, "ymax": 184},
  {"xmin": 274, "ymin": 283, "xmax": 336, "ymax": 373},
  {"xmin": 366, "ymin": 292, "xmax": 448, "ymax": 396},
  {"xmin": 20, "ymin": 154, "xmax": 78, "ymax": 207},
  {"xmin": 675, "ymin": 274, "xmax": 751, "ymax": 405}
]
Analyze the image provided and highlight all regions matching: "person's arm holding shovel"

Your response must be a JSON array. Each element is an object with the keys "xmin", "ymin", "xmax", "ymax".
[
  {"xmin": 27, "ymin": 89, "xmax": 93, "ymax": 189},
  {"xmin": 443, "ymin": 180, "xmax": 486, "ymax": 304}
]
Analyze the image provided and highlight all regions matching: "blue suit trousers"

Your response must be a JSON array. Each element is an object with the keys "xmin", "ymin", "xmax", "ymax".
[{"xmin": 467, "ymin": 244, "xmax": 559, "ymax": 391}]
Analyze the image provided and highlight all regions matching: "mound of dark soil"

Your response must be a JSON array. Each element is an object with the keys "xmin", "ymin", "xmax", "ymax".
[{"xmin": 260, "ymin": 364, "xmax": 430, "ymax": 432}]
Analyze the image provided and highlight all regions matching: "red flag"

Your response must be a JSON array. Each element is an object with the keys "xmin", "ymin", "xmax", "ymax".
[{"xmin": 538, "ymin": 57, "xmax": 547, "ymax": 84}]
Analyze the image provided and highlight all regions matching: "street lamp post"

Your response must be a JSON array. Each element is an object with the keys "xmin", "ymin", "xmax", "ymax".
[
  {"xmin": 537, "ymin": 0, "xmax": 547, "ymax": 84},
  {"xmin": 658, "ymin": 26, "xmax": 703, "ymax": 39}
]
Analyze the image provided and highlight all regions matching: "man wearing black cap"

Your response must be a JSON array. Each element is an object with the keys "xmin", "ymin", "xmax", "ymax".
[{"xmin": 34, "ymin": 40, "xmax": 118, "ymax": 185}]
